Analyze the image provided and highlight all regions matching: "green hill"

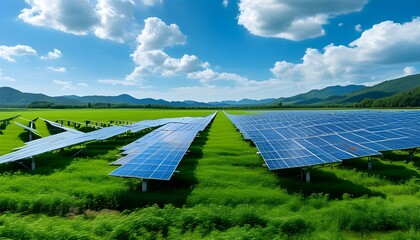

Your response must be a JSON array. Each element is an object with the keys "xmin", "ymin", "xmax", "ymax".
[
  {"xmin": 357, "ymin": 86, "xmax": 420, "ymax": 108},
  {"xmin": 0, "ymin": 87, "xmax": 83, "ymax": 107},
  {"xmin": 270, "ymin": 85, "xmax": 366, "ymax": 106},
  {"xmin": 270, "ymin": 74, "xmax": 420, "ymax": 106},
  {"xmin": 334, "ymin": 74, "xmax": 420, "ymax": 105}
]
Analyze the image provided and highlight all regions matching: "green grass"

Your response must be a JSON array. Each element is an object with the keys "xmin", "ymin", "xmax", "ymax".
[{"xmin": 0, "ymin": 109, "xmax": 419, "ymax": 239}]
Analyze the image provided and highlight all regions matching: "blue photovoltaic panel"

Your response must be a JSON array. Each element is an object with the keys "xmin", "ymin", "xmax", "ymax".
[
  {"xmin": 0, "ymin": 113, "xmax": 217, "ymax": 165},
  {"xmin": 109, "ymin": 112, "xmax": 217, "ymax": 180},
  {"xmin": 226, "ymin": 110, "xmax": 420, "ymax": 170}
]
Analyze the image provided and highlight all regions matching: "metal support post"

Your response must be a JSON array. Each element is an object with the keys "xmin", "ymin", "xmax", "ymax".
[
  {"xmin": 29, "ymin": 122, "xmax": 33, "ymax": 141},
  {"xmin": 367, "ymin": 156, "xmax": 372, "ymax": 170},
  {"xmin": 408, "ymin": 148, "xmax": 415, "ymax": 161},
  {"xmin": 305, "ymin": 167, "xmax": 311, "ymax": 183},
  {"xmin": 31, "ymin": 157, "xmax": 35, "ymax": 171},
  {"xmin": 142, "ymin": 179, "xmax": 148, "ymax": 192}
]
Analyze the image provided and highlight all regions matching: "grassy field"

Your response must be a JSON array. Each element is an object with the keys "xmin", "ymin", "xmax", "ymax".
[{"xmin": 0, "ymin": 109, "xmax": 419, "ymax": 239}]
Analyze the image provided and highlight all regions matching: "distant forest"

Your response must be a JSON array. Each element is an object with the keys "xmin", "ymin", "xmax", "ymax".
[{"xmin": 357, "ymin": 86, "xmax": 420, "ymax": 108}]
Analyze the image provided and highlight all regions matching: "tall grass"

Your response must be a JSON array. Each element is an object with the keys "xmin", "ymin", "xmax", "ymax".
[{"xmin": 0, "ymin": 109, "xmax": 418, "ymax": 239}]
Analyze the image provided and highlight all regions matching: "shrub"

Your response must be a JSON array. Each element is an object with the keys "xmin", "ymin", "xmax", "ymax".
[{"xmin": 280, "ymin": 217, "xmax": 313, "ymax": 237}]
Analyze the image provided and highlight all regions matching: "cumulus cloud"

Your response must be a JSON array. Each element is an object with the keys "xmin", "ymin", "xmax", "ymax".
[
  {"xmin": 237, "ymin": 0, "xmax": 368, "ymax": 40},
  {"xmin": 187, "ymin": 69, "xmax": 250, "ymax": 86},
  {"xmin": 47, "ymin": 66, "xmax": 66, "ymax": 72},
  {"xmin": 135, "ymin": 17, "xmax": 186, "ymax": 51},
  {"xmin": 270, "ymin": 18, "xmax": 420, "ymax": 85},
  {"xmin": 19, "ymin": 0, "xmax": 153, "ymax": 42},
  {"xmin": 41, "ymin": 49, "xmax": 62, "ymax": 59},
  {"xmin": 0, "ymin": 44, "xmax": 37, "ymax": 62},
  {"xmin": 95, "ymin": 0, "xmax": 136, "ymax": 43},
  {"xmin": 126, "ymin": 17, "xmax": 207, "ymax": 82},
  {"xmin": 355, "ymin": 24, "xmax": 362, "ymax": 32},
  {"xmin": 98, "ymin": 17, "xmax": 254, "ymax": 88},
  {"xmin": 19, "ymin": 0, "xmax": 100, "ymax": 35}
]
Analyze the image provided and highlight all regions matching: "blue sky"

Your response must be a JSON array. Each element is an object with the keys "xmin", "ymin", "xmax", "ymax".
[{"xmin": 0, "ymin": 0, "xmax": 419, "ymax": 102}]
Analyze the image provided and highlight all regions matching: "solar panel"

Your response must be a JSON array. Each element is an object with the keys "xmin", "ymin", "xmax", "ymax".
[
  {"xmin": 0, "ymin": 115, "xmax": 20, "ymax": 123},
  {"xmin": 109, "ymin": 112, "xmax": 217, "ymax": 180},
  {"xmin": 226, "ymin": 110, "xmax": 420, "ymax": 170},
  {"xmin": 42, "ymin": 118, "xmax": 83, "ymax": 134},
  {"xmin": 0, "ymin": 113, "xmax": 217, "ymax": 168},
  {"xmin": 14, "ymin": 122, "xmax": 41, "ymax": 136}
]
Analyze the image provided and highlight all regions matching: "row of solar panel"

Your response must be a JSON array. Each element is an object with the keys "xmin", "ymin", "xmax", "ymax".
[
  {"xmin": 109, "ymin": 112, "xmax": 217, "ymax": 180},
  {"xmin": 0, "ymin": 113, "xmax": 216, "ymax": 165},
  {"xmin": 226, "ymin": 110, "xmax": 420, "ymax": 170}
]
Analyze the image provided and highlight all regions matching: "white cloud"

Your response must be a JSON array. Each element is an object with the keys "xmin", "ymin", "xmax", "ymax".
[
  {"xmin": 403, "ymin": 66, "xmax": 416, "ymax": 76},
  {"xmin": 0, "ymin": 69, "xmax": 16, "ymax": 82},
  {"xmin": 99, "ymin": 17, "xmax": 254, "ymax": 89},
  {"xmin": 53, "ymin": 80, "xmax": 87, "ymax": 90},
  {"xmin": 350, "ymin": 19, "xmax": 420, "ymax": 64},
  {"xmin": 135, "ymin": 17, "xmax": 186, "ymax": 51},
  {"xmin": 237, "ymin": 0, "xmax": 368, "ymax": 40},
  {"xmin": 77, "ymin": 82, "xmax": 89, "ymax": 87},
  {"xmin": 0, "ymin": 44, "xmax": 37, "ymax": 62},
  {"xmin": 19, "ymin": 0, "xmax": 100, "ymax": 35},
  {"xmin": 0, "ymin": 76, "xmax": 16, "ymax": 82},
  {"xmin": 222, "ymin": 0, "xmax": 229, "ymax": 8},
  {"xmin": 126, "ymin": 17, "xmax": 207, "ymax": 82},
  {"xmin": 47, "ymin": 66, "xmax": 66, "ymax": 72},
  {"xmin": 94, "ymin": 0, "xmax": 136, "ymax": 43},
  {"xmin": 41, "ymin": 49, "xmax": 62, "ymax": 59},
  {"xmin": 53, "ymin": 80, "xmax": 75, "ymax": 90},
  {"xmin": 355, "ymin": 24, "xmax": 362, "ymax": 32},
  {"xmin": 98, "ymin": 79, "xmax": 139, "ymax": 86},
  {"xmin": 141, "ymin": 0, "xmax": 162, "ymax": 6},
  {"xmin": 338, "ymin": 23, "xmax": 344, "ymax": 27},
  {"xmin": 270, "ymin": 18, "xmax": 420, "ymax": 86},
  {"xmin": 187, "ymin": 69, "xmax": 250, "ymax": 86},
  {"xmin": 19, "ymin": 0, "xmax": 147, "ymax": 43}
]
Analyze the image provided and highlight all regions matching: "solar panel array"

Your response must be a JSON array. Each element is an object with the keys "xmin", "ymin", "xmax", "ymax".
[
  {"xmin": 14, "ymin": 122, "xmax": 41, "ymax": 136},
  {"xmin": 0, "ymin": 114, "xmax": 215, "ymax": 165},
  {"xmin": 0, "ymin": 115, "xmax": 20, "ymax": 123},
  {"xmin": 109, "ymin": 112, "xmax": 217, "ymax": 180},
  {"xmin": 226, "ymin": 110, "xmax": 420, "ymax": 170}
]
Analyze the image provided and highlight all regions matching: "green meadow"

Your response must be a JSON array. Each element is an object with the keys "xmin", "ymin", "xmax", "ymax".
[{"xmin": 0, "ymin": 109, "xmax": 419, "ymax": 239}]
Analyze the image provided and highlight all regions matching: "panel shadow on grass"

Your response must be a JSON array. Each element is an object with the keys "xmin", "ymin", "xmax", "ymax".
[
  {"xmin": 341, "ymin": 156, "xmax": 420, "ymax": 182},
  {"xmin": 115, "ymin": 124, "xmax": 211, "ymax": 209},
  {"xmin": 381, "ymin": 150, "xmax": 420, "ymax": 170},
  {"xmin": 273, "ymin": 167, "xmax": 385, "ymax": 199},
  {"xmin": 7, "ymin": 128, "xmax": 151, "ymax": 175}
]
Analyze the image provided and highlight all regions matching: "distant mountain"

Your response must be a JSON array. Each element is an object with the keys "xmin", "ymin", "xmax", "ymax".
[
  {"xmin": 0, "ymin": 87, "xmax": 83, "ymax": 106},
  {"xmin": 269, "ymin": 74, "xmax": 420, "ymax": 106},
  {"xmin": 208, "ymin": 98, "xmax": 276, "ymax": 106},
  {"xmin": 357, "ymin": 86, "xmax": 420, "ymax": 108},
  {"xmin": 332, "ymin": 74, "xmax": 420, "ymax": 105},
  {"xmin": 2, "ymin": 73, "xmax": 419, "ymax": 108},
  {"xmin": 269, "ymin": 85, "xmax": 366, "ymax": 106}
]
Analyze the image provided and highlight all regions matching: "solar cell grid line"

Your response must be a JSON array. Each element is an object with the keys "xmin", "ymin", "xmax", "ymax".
[
  {"xmin": 110, "ymin": 134, "xmax": 191, "ymax": 180},
  {"xmin": 0, "ymin": 116, "xmax": 201, "ymax": 165},
  {"xmin": 110, "ymin": 112, "xmax": 216, "ymax": 180},
  {"xmin": 120, "ymin": 130, "xmax": 170, "ymax": 153},
  {"xmin": 225, "ymin": 110, "xmax": 420, "ymax": 171}
]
